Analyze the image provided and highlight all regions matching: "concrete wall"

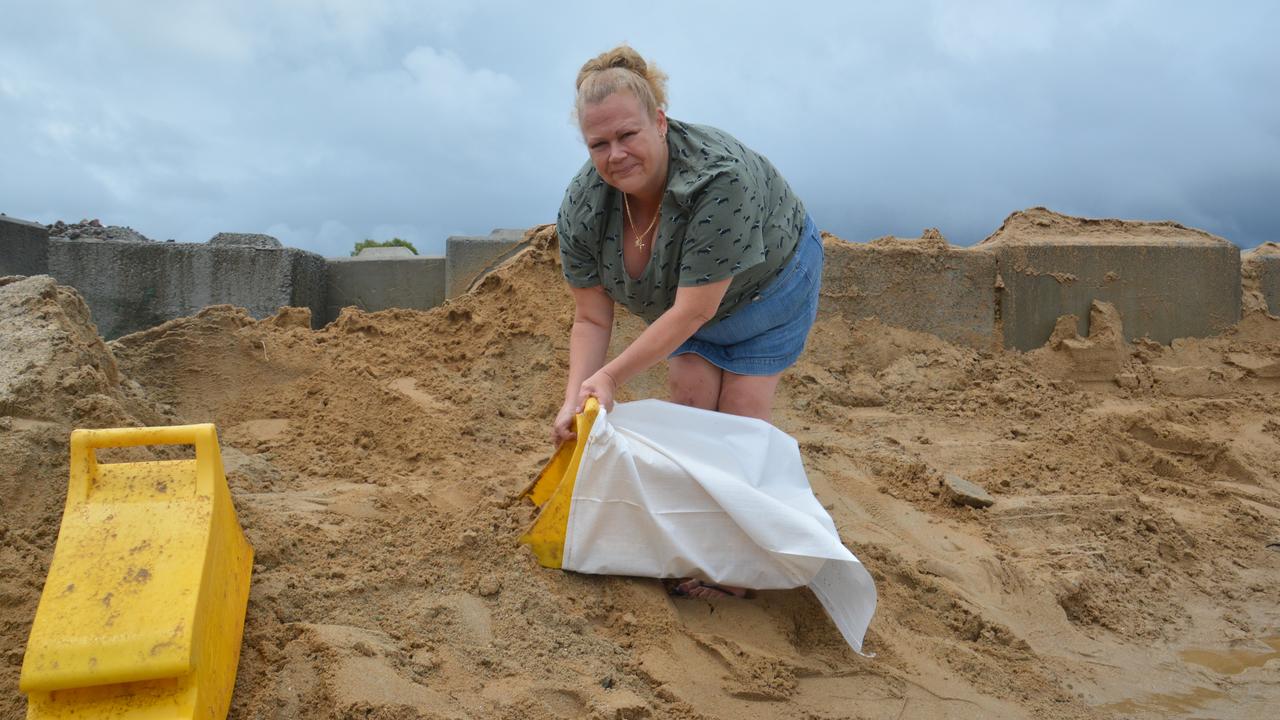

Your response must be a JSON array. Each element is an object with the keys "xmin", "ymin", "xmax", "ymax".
[
  {"xmin": 820, "ymin": 239, "xmax": 998, "ymax": 350},
  {"xmin": 47, "ymin": 238, "xmax": 326, "ymax": 339},
  {"xmin": 324, "ymin": 254, "xmax": 445, "ymax": 324},
  {"xmin": 3, "ymin": 211, "xmax": 1263, "ymax": 349},
  {"xmin": 0, "ymin": 215, "xmax": 49, "ymax": 277},
  {"xmin": 981, "ymin": 241, "xmax": 1241, "ymax": 350},
  {"xmin": 445, "ymin": 229, "xmax": 526, "ymax": 299}
]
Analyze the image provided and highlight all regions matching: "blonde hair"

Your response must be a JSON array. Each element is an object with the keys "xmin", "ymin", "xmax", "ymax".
[{"xmin": 574, "ymin": 45, "xmax": 668, "ymax": 121}]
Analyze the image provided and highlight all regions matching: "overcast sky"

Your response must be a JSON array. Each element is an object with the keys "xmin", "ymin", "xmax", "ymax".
[{"xmin": 1, "ymin": 1, "xmax": 1276, "ymax": 256}]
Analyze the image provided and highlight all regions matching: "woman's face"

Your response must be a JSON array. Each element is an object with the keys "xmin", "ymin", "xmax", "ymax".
[{"xmin": 579, "ymin": 90, "xmax": 668, "ymax": 199}]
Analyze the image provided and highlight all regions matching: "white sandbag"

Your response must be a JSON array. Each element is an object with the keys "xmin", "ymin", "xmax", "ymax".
[{"xmin": 561, "ymin": 399, "xmax": 877, "ymax": 654}]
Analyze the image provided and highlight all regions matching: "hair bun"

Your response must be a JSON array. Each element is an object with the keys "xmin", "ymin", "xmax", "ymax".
[
  {"xmin": 604, "ymin": 47, "xmax": 646, "ymax": 74},
  {"xmin": 574, "ymin": 45, "xmax": 669, "ymax": 119},
  {"xmin": 575, "ymin": 45, "xmax": 648, "ymax": 89}
]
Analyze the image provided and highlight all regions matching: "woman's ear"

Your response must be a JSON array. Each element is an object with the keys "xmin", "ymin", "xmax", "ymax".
[{"xmin": 656, "ymin": 109, "xmax": 668, "ymax": 138}]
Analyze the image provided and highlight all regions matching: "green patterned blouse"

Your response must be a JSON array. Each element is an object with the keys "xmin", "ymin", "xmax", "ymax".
[{"xmin": 557, "ymin": 118, "xmax": 807, "ymax": 324}]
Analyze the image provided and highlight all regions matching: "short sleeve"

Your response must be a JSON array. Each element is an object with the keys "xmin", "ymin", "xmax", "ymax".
[
  {"xmin": 678, "ymin": 167, "xmax": 766, "ymax": 286},
  {"xmin": 557, "ymin": 176, "xmax": 602, "ymax": 288}
]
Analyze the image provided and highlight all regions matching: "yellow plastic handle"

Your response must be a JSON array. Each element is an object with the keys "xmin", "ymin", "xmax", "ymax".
[
  {"xmin": 72, "ymin": 424, "xmax": 216, "ymax": 451},
  {"xmin": 68, "ymin": 424, "xmax": 222, "ymax": 503},
  {"xmin": 576, "ymin": 397, "xmax": 600, "ymax": 439}
]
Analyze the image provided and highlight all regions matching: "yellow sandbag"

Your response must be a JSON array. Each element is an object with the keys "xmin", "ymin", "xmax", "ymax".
[
  {"xmin": 20, "ymin": 424, "xmax": 253, "ymax": 720},
  {"xmin": 519, "ymin": 398, "xmax": 599, "ymax": 567}
]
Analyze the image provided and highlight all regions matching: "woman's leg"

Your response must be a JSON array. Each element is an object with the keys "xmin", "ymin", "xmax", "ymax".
[
  {"xmin": 690, "ymin": 371, "xmax": 781, "ymax": 597},
  {"xmin": 667, "ymin": 353, "xmax": 723, "ymax": 410},
  {"xmin": 716, "ymin": 371, "xmax": 783, "ymax": 422},
  {"xmin": 668, "ymin": 354, "xmax": 730, "ymax": 598},
  {"xmin": 669, "ymin": 361, "xmax": 782, "ymax": 599}
]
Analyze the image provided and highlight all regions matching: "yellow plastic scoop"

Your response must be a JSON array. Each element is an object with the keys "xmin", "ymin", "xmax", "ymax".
[
  {"xmin": 520, "ymin": 398, "xmax": 599, "ymax": 567},
  {"xmin": 20, "ymin": 424, "xmax": 253, "ymax": 719}
]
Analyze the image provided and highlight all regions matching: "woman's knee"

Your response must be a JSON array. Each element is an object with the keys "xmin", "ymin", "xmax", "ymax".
[
  {"xmin": 716, "ymin": 375, "xmax": 780, "ymax": 421},
  {"xmin": 716, "ymin": 393, "xmax": 771, "ymax": 421},
  {"xmin": 668, "ymin": 377, "xmax": 718, "ymax": 410},
  {"xmin": 667, "ymin": 355, "xmax": 721, "ymax": 409}
]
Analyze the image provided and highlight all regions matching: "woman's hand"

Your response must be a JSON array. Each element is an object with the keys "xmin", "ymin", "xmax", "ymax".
[
  {"xmin": 576, "ymin": 369, "xmax": 618, "ymax": 412},
  {"xmin": 551, "ymin": 400, "xmax": 578, "ymax": 446}
]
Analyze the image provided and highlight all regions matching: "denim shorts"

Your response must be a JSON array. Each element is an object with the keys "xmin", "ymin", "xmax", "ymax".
[{"xmin": 671, "ymin": 215, "xmax": 824, "ymax": 376}]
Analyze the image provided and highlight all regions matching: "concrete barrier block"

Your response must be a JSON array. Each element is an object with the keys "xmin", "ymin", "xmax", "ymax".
[
  {"xmin": 209, "ymin": 232, "xmax": 283, "ymax": 249},
  {"xmin": 356, "ymin": 246, "xmax": 415, "ymax": 258},
  {"xmin": 284, "ymin": 250, "xmax": 327, "ymax": 326},
  {"xmin": 820, "ymin": 235, "xmax": 997, "ymax": 350},
  {"xmin": 49, "ymin": 239, "xmax": 327, "ymax": 339},
  {"xmin": 445, "ymin": 229, "xmax": 527, "ymax": 299},
  {"xmin": 324, "ymin": 255, "xmax": 445, "ymax": 325},
  {"xmin": 1243, "ymin": 243, "xmax": 1280, "ymax": 315},
  {"xmin": 978, "ymin": 208, "xmax": 1241, "ymax": 350},
  {"xmin": 1, "ymin": 215, "xmax": 50, "ymax": 277}
]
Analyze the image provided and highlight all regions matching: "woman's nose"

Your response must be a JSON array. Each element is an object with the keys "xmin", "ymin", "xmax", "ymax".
[{"xmin": 608, "ymin": 143, "xmax": 627, "ymax": 162}]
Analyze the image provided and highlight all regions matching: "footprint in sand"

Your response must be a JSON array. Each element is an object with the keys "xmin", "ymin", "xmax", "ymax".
[{"xmin": 389, "ymin": 377, "xmax": 453, "ymax": 413}]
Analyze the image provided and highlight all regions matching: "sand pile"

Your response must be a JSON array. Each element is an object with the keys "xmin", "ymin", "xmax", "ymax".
[
  {"xmin": 0, "ymin": 275, "xmax": 183, "ymax": 719},
  {"xmin": 1242, "ymin": 242, "xmax": 1280, "ymax": 316},
  {"xmin": 2, "ymin": 224, "xmax": 1279, "ymax": 719},
  {"xmin": 978, "ymin": 207, "xmax": 1230, "ymax": 246}
]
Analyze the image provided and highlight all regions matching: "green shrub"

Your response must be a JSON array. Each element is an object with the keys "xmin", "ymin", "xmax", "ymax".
[{"xmin": 351, "ymin": 237, "xmax": 419, "ymax": 256}]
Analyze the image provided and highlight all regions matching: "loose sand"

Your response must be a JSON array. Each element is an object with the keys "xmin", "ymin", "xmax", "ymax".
[
  {"xmin": 2, "ymin": 221, "xmax": 1278, "ymax": 719},
  {"xmin": 979, "ymin": 207, "xmax": 1231, "ymax": 246}
]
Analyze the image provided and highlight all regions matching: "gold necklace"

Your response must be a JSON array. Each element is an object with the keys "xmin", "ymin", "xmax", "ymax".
[{"xmin": 623, "ymin": 193, "xmax": 660, "ymax": 250}]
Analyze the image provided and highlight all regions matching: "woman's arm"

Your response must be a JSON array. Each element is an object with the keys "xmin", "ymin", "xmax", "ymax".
[
  {"xmin": 576, "ymin": 277, "xmax": 731, "ymax": 410},
  {"xmin": 553, "ymin": 285, "xmax": 615, "ymax": 444}
]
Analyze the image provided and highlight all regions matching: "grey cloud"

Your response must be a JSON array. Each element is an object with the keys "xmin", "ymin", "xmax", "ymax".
[{"xmin": 0, "ymin": 1, "xmax": 1275, "ymax": 256}]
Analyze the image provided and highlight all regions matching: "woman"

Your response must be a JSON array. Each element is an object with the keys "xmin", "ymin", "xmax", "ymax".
[{"xmin": 552, "ymin": 46, "xmax": 825, "ymax": 598}]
